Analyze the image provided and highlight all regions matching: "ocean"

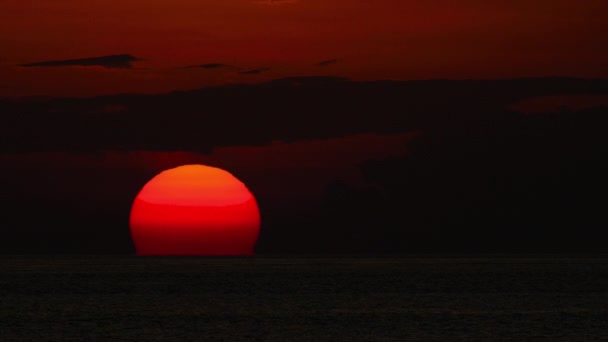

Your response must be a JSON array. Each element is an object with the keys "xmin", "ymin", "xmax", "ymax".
[{"xmin": 1, "ymin": 255, "xmax": 607, "ymax": 341}]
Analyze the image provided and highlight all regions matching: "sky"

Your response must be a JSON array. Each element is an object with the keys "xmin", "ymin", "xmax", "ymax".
[
  {"xmin": 1, "ymin": 0, "xmax": 607, "ymax": 97},
  {"xmin": 1, "ymin": 1, "xmax": 607, "ymax": 254}
]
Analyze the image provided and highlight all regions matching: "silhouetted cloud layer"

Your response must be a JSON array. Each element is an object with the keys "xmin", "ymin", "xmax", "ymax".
[
  {"xmin": 2, "ymin": 77, "xmax": 608, "ymax": 254},
  {"xmin": 19, "ymin": 54, "xmax": 140, "ymax": 69},
  {"xmin": 2, "ymin": 76, "xmax": 608, "ymax": 154}
]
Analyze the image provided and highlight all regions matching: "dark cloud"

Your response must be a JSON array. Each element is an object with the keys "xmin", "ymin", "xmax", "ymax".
[
  {"xmin": 318, "ymin": 59, "xmax": 339, "ymax": 67},
  {"xmin": 239, "ymin": 67, "xmax": 271, "ymax": 75},
  {"xmin": 186, "ymin": 63, "xmax": 231, "ymax": 69},
  {"xmin": 19, "ymin": 54, "xmax": 140, "ymax": 69},
  {"xmin": 200, "ymin": 63, "xmax": 229, "ymax": 69},
  {"xmin": 2, "ymin": 77, "xmax": 608, "ymax": 254},
  {"xmin": 2, "ymin": 76, "xmax": 607, "ymax": 154}
]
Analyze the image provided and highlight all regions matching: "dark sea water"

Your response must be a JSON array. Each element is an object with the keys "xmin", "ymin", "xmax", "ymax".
[{"xmin": 1, "ymin": 255, "xmax": 607, "ymax": 341}]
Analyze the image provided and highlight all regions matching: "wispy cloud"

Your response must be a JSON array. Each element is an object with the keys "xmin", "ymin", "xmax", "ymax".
[
  {"xmin": 239, "ymin": 67, "xmax": 271, "ymax": 75},
  {"xmin": 186, "ymin": 63, "xmax": 232, "ymax": 69},
  {"xmin": 318, "ymin": 59, "xmax": 339, "ymax": 67},
  {"xmin": 19, "ymin": 54, "xmax": 141, "ymax": 69}
]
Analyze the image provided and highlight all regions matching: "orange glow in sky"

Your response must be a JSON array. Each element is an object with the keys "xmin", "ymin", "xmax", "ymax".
[
  {"xmin": 1, "ymin": 0, "xmax": 607, "ymax": 97},
  {"xmin": 130, "ymin": 165, "xmax": 260, "ymax": 255}
]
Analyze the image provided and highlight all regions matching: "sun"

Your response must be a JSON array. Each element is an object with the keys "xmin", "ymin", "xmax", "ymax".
[{"xmin": 129, "ymin": 164, "xmax": 261, "ymax": 255}]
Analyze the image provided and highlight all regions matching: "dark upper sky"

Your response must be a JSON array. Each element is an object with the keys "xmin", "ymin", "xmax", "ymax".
[{"xmin": 2, "ymin": 0, "xmax": 607, "ymax": 97}]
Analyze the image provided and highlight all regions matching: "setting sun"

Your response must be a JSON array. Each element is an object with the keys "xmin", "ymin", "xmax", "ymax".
[{"xmin": 129, "ymin": 164, "xmax": 260, "ymax": 255}]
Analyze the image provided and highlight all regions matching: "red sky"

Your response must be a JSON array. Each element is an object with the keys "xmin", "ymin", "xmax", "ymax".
[{"xmin": 1, "ymin": 0, "xmax": 607, "ymax": 97}]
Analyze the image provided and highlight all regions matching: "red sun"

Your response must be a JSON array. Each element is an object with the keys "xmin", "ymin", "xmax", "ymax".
[{"xmin": 129, "ymin": 165, "xmax": 261, "ymax": 255}]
